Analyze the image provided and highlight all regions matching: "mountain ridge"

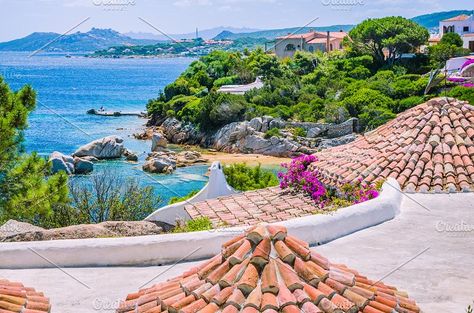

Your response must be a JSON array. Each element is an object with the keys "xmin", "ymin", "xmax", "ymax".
[{"xmin": 1, "ymin": 10, "xmax": 471, "ymax": 52}]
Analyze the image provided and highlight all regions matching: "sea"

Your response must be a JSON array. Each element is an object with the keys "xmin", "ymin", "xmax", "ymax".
[{"xmin": 0, "ymin": 51, "xmax": 208, "ymax": 205}]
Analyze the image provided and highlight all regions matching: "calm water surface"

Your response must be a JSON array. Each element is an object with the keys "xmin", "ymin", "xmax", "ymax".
[{"xmin": 0, "ymin": 52, "xmax": 207, "ymax": 205}]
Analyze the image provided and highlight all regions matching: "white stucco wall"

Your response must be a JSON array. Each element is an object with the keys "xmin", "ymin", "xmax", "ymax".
[
  {"xmin": 145, "ymin": 161, "xmax": 238, "ymax": 225},
  {"xmin": 0, "ymin": 179, "xmax": 402, "ymax": 269}
]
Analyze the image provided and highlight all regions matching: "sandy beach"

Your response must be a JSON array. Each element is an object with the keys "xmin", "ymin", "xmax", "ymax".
[{"xmin": 200, "ymin": 151, "xmax": 290, "ymax": 167}]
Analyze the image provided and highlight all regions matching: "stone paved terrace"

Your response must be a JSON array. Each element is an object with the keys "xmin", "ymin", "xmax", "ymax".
[
  {"xmin": 1, "ymin": 193, "xmax": 472, "ymax": 313},
  {"xmin": 184, "ymin": 187, "xmax": 319, "ymax": 227}
]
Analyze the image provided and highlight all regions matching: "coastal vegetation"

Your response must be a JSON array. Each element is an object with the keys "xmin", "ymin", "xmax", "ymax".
[
  {"xmin": 279, "ymin": 155, "xmax": 379, "ymax": 206},
  {"xmin": 146, "ymin": 16, "xmax": 446, "ymax": 134},
  {"xmin": 428, "ymin": 32, "xmax": 469, "ymax": 68},
  {"xmin": 169, "ymin": 190, "xmax": 199, "ymax": 205},
  {"xmin": 223, "ymin": 163, "xmax": 279, "ymax": 191},
  {"xmin": 0, "ymin": 77, "xmax": 69, "ymax": 225},
  {"xmin": 0, "ymin": 77, "xmax": 162, "ymax": 228},
  {"xmin": 172, "ymin": 216, "xmax": 213, "ymax": 233},
  {"xmin": 91, "ymin": 37, "xmax": 267, "ymax": 58}
]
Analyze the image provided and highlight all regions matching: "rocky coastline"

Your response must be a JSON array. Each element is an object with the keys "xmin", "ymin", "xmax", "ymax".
[{"xmin": 139, "ymin": 115, "xmax": 358, "ymax": 158}]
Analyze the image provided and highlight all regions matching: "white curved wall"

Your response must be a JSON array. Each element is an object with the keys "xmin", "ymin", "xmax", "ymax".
[
  {"xmin": 145, "ymin": 161, "xmax": 238, "ymax": 225},
  {"xmin": 0, "ymin": 179, "xmax": 401, "ymax": 269}
]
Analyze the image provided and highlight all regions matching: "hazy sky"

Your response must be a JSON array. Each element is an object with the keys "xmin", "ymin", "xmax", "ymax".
[{"xmin": 0, "ymin": 0, "xmax": 472, "ymax": 41}]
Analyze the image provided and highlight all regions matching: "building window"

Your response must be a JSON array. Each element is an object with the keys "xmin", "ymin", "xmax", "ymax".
[
  {"xmin": 330, "ymin": 44, "xmax": 333, "ymax": 51},
  {"xmin": 464, "ymin": 26, "xmax": 470, "ymax": 32},
  {"xmin": 308, "ymin": 46, "xmax": 314, "ymax": 52},
  {"xmin": 285, "ymin": 44, "xmax": 296, "ymax": 51}
]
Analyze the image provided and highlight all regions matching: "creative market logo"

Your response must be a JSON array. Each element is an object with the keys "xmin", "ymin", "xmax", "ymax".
[
  {"xmin": 92, "ymin": 0, "xmax": 136, "ymax": 11},
  {"xmin": 321, "ymin": 0, "xmax": 365, "ymax": 11}
]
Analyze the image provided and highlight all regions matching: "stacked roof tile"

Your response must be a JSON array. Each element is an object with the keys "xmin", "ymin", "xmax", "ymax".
[
  {"xmin": 0, "ymin": 278, "xmax": 51, "ymax": 313},
  {"xmin": 313, "ymin": 98, "xmax": 474, "ymax": 193},
  {"xmin": 184, "ymin": 187, "xmax": 318, "ymax": 227},
  {"xmin": 117, "ymin": 225, "xmax": 420, "ymax": 313}
]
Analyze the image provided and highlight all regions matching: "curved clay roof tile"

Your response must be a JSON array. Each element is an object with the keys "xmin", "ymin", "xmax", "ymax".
[
  {"xmin": 116, "ymin": 225, "xmax": 420, "ymax": 313},
  {"xmin": 0, "ymin": 278, "xmax": 51, "ymax": 312},
  {"xmin": 313, "ymin": 98, "xmax": 474, "ymax": 193}
]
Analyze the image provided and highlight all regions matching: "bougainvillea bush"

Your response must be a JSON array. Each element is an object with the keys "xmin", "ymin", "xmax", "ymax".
[
  {"xmin": 278, "ymin": 155, "xmax": 379, "ymax": 206},
  {"xmin": 278, "ymin": 155, "xmax": 326, "ymax": 203}
]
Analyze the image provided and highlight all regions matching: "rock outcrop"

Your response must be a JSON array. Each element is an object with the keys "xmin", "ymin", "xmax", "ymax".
[
  {"xmin": 49, "ymin": 151, "xmax": 75, "ymax": 175},
  {"xmin": 50, "ymin": 151, "xmax": 94, "ymax": 175},
  {"xmin": 143, "ymin": 157, "xmax": 175, "ymax": 174},
  {"xmin": 150, "ymin": 116, "xmax": 358, "ymax": 157},
  {"xmin": 151, "ymin": 132, "xmax": 168, "ymax": 151},
  {"xmin": 213, "ymin": 121, "xmax": 301, "ymax": 156},
  {"xmin": 0, "ymin": 220, "xmax": 163, "ymax": 242},
  {"xmin": 0, "ymin": 220, "xmax": 44, "ymax": 238},
  {"xmin": 160, "ymin": 118, "xmax": 204, "ymax": 144},
  {"xmin": 123, "ymin": 148, "xmax": 138, "ymax": 161},
  {"xmin": 143, "ymin": 150, "xmax": 208, "ymax": 174},
  {"xmin": 74, "ymin": 135, "xmax": 125, "ymax": 159}
]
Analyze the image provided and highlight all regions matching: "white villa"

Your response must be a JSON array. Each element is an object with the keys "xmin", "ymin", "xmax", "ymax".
[{"xmin": 439, "ymin": 13, "xmax": 474, "ymax": 51}]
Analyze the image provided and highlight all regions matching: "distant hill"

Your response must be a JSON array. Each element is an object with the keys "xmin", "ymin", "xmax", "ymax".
[
  {"xmin": 412, "ymin": 10, "xmax": 474, "ymax": 31},
  {"xmin": 0, "ymin": 28, "xmax": 158, "ymax": 52},
  {"xmin": 2, "ymin": 10, "xmax": 473, "ymax": 53},
  {"xmin": 125, "ymin": 26, "xmax": 260, "ymax": 41},
  {"xmin": 213, "ymin": 25, "xmax": 354, "ymax": 40},
  {"xmin": 214, "ymin": 10, "xmax": 474, "ymax": 40}
]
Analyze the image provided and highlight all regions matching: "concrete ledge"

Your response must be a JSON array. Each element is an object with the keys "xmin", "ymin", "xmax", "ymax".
[{"xmin": 0, "ymin": 179, "xmax": 402, "ymax": 269}]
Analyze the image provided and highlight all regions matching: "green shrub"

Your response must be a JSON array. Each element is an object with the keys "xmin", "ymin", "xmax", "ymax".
[
  {"xmin": 164, "ymin": 77, "xmax": 194, "ymax": 101},
  {"xmin": 199, "ymin": 93, "xmax": 248, "ymax": 130},
  {"xmin": 177, "ymin": 98, "xmax": 203, "ymax": 123},
  {"xmin": 168, "ymin": 190, "xmax": 199, "ymax": 205},
  {"xmin": 264, "ymin": 127, "xmax": 281, "ymax": 139},
  {"xmin": 173, "ymin": 217, "xmax": 213, "ymax": 233},
  {"xmin": 324, "ymin": 102, "xmax": 350, "ymax": 124},
  {"xmin": 223, "ymin": 163, "xmax": 279, "ymax": 191},
  {"xmin": 290, "ymin": 127, "xmax": 307, "ymax": 138},
  {"xmin": 359, "ymin": 104, "xmax": 396, "ymax": 130},
  {"xmin": 343, "ymin": 88, "xmax": 394, "ymax": 117},
  {"xmin": 448, "ymin": 86, "xmax": 474, "ymax": 104},
  {"xmin": 65, "ymin": 169, "xmax": 162, "ymax": 226},
  {"xmin": 396, "ymin": 96, "xmax": 424, "ymax": 113},
  {"xmin": 213, "ymin": 75, "xmax": 238, "ymax": 88},
  {"xmin": 441, "ymin": 32, "xmax": 463, "ymax": 47}
]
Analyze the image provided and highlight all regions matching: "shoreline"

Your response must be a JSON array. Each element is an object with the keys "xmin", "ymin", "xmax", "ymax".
[{"xmin": 200, "ymin": 151, "xmax": 289, "ymax": 167}]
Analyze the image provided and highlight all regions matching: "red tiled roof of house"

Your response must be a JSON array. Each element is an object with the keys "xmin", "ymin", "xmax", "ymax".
[
  {"xmin": 277, "ymin": 32, "xmax": 317, "ymax": 40},
  {"xmin": 442, "ymin": 14, "xmax": 471, "ymax": 22},
  {"xmin": 307, "ymin": 37, "xmax": 339, "ymax": 44},
  {"xmin": 313, "ymin": 98, "xmax": 474, "ymax": 193},
  {"xmin": 277, "ymin": 31, "xmax": 347, "ymax": 42},
  {"xmin": 184, "ymin": 187, "xmax": 317, "ymax": 227},
  {"xmin": 117, "ymin": 225, "xmax": 420, "ymax": 313},
  {"xmin": 0, "ymin": 278, "xmax": 51, "ymax": 312}
]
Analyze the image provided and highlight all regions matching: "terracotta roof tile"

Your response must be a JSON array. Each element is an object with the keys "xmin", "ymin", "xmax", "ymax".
[
  {"xmin": 184, "ymin": 187, "xmax": 321, "ymax": 227},
  {"xmin": 313, "ymin": 98, "xmax": 474, "ymax": 193},
  {"xmin": 117, "ymin": 225, "xmax": 420, "ymax": 313},
  {"xmin": 442, "ymin": 14, "xmax": 471, "ymax": 22},
  {"xmin": 0, "ymin": 279, "xmax": 51, "ymax": 312}
]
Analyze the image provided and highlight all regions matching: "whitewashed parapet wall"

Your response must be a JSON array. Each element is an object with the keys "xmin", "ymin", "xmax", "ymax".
[{"xmin": 0, "ymin": 179, "xmax": 402, "ymax": 269}]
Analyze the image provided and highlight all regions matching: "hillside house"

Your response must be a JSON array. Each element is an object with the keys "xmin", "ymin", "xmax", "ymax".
[
  {"xmin": 439, "ymin": 14, "xmax": 474, "ymax": 51},
  {"xmin": 274, "ymin": 30, "xmax": 347, "ymax": 58}
]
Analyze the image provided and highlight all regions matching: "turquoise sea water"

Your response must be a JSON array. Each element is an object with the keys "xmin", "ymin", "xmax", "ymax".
[{"xmin": 0, "ymin": 52, "xmax": 208, "ymax": 205}]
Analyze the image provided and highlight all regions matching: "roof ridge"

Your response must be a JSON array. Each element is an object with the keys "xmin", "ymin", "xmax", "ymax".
[{"xmin": 117, "ymin": 224, "xmax": 420, "ymax": 313}]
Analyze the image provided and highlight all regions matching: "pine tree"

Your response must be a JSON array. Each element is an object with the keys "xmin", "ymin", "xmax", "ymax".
[{"xmin": 0, "ymin": 76, "xmax": 69, "ymax": 224}]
